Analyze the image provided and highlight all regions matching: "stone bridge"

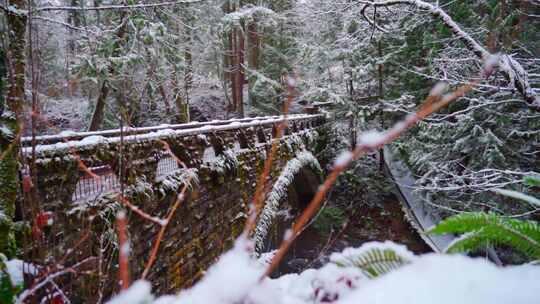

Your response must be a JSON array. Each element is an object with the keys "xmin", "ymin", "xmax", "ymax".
[{"xmin": 17, "ymin": 114, "xmax": 329, "ymax": 301}]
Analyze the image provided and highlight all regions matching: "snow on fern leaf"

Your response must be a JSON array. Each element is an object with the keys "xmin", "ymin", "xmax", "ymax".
[{"xmin": 330, "ymin": 241, "xmax": 416, "ymax": 278}]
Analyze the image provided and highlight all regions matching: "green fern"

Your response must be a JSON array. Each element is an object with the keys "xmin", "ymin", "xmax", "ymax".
[
  {"xmin": 331, "ymin": 243, "xmax": 413, "ymax": 278},
  {"xmin": 428, "ymin": 212, "xmax": 540, "ymax": 259}
]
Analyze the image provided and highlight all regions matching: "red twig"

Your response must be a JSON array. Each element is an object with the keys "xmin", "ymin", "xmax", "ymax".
[
  {"xmin": 116, "ymin": 211, "xmax": 130, "ymax": 290},
  {"xmin": 262, "ymin": 82, "xmax": 474, "ymax": 278},
  {"xmin": 116, "ymin": 194, "xmax": 166, "ymax": 226},
  {"xmin": 141, "ymin": 186, "xmax": 188, "ymax": 279},
  {"xmin": 243, "ymin": 75, "xmax": 297, "ymax": 236},
  {"xmin": 140, "ymin": 139, "xmax": 194, "ymax": 278}
]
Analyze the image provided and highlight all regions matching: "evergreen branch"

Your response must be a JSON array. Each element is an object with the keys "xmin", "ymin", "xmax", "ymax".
[
  {"xmin": 357, "ymin": 0, "xmax": 539, "ymax": 108},
  {"xmin": 429, "ymin": 212, "xmax": 540, "ymax": 259}
]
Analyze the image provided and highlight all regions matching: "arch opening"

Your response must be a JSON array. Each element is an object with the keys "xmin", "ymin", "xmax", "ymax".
[{"xmin": 259, "ymin": 166, "xmax": 323, "ymax": 277}]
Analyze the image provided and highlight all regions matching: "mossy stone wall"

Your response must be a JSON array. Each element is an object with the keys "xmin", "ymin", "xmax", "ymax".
[{"xmin": 15, "ymin": 115, "xmax": 328, "ymax": 301}]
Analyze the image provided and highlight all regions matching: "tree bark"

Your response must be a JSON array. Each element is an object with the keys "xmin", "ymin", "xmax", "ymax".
[
  {"xmin": 247, "ymin": 22, "xmax": 259, "ymax": 70},
  {"xmin": 88, "ymin": 81, "xmax": 109, "ymax": 130},
  {"xmin": 377, "ymin": 39, "xmax": 385, "ymax": 172},
  {"xmin": 231, "ymin": 28, "xmax": 239, "ymax": 112},
  {"xmin": 223, "ymin": 1, "xmax": 245, "ymax": 116},
  {"xmin": 182, "ymin": 10, "xmax": 193, "ymax": 123},
  {"xmin": 0, "ymin": 0, "xmax": 27, "ymax": 256},
  {"xmin": 87, "ymin": 11, "xmax": 128, "ymax": 131},
  {"xmin": 237, "ymin": 25, "xmax": 245, "ymax": 117},
  {"xmin": 158, "ymin": 84, "xmax": 171, "ymax": 114}
]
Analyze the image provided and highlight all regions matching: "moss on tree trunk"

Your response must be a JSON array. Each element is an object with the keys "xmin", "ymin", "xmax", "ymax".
[{"xmin": 0, "ymin": 0, "xmax": 27, "ymax": 256}]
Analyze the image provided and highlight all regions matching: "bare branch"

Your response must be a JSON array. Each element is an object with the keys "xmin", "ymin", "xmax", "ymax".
[
  {"xmin": 358, "ymin": 0, "xmax": 539, "ymax": 108},
  {"xmin": 34, "ymin": 0, "xmax": 205, "ymax": 12},
  {"xmin": 16, "ymin": 257, "xmax": 98, "ymax": 303}
]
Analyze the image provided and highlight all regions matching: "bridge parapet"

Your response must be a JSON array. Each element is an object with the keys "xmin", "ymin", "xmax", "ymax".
[
  {"xmin": 16, "ymin": 114, "xmax": 328, "ymax": 300},
  {"xmin": 21, "ymin": 114, "xmax": 325, "ymax": 208}
]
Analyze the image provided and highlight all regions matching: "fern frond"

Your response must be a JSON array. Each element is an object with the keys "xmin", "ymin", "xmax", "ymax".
[
  {"xmin": 427, "ymin": 212, "xmax": 500, "ymax": 235},
  {"xmin": 444, "ymin": 229, "xmax": 490, "ymax": 254},
  {"xmin": 330, "ymin": 242, "xmax": 414, "ymax": 278},
  {"xmin": 429, "ymin": 212, "xmax": 540, "ymax": 259}
]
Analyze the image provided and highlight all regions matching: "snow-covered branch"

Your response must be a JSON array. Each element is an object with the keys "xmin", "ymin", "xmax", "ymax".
[
  {"xmin": 34, "ymin": 0, "xmax": 205, "ymax": 12},
  {"xmin": 358, "ymin": 0, "xmax": 539, "ymax": 109}
]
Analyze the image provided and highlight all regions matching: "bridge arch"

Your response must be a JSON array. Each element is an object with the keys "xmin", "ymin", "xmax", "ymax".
[{"xmin": 253, "ymin": 151, "xmax": 322, "ymax": 253}]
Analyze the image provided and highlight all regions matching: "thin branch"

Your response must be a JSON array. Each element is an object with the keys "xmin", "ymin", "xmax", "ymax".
[
  {"xmin": 141, "ymin": 186, "xmax": 187, "ymax": 279},
  {"xmin": 140, "ymin": 140, "xmax": 192, "ymax": 279},
  {"xmin": 116, "ymin": 194, "xmax": 166, "ymax": 226},
  {"xmin": 35, "ymin": 0, "xmax": 205, "ymax": 12},
  {"xmin": 116, "ymin": 211, "xmax": 130, "ymax": 290},
  {"xmin": 262, "ymin": 81, "xmax": 476, "ymax": 278},
  {"xmin": 32, "ymin": 16, "xmax": 88, "ymax": 32},
  {"xmin": 16, "ymin": 257, "xmax": 98, "ymax": 303},
  {"xmin": 243, "ymin": 75, "xmax": 297, "ymax": 236}
]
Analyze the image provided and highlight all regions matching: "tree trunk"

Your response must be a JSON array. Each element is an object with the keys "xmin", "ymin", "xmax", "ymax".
[
  {"xmin": 247, "ymin": 22, "xmax": 260, "ymax": 70},
  {"xmin": 237, "ymin": 25, "xmax": 245, "ymax": 117},
  {"xmin": 182, "ymin": 11, "xmax": 193, "ymax": 123},
  {"xmin": 223, "ymin": 0, "xmax": 235, "ymax": 112},
  {"xmin": 172, "ymin": 66, "xmax": 189, "ymax": 123},
  {"xmin": 157, "ymin": 81, "xmax": 171, "ymax": 114},
  {"xmin": 88, "ymin": 81, "xmax": 110, "ymax": 131},
  {"xmin": 223, "ymin": 1, "xmax": 245, "ymax": 116},
  {"xmin": 87, "ymin": 12, "xmax": 128, "ymax": 131},
  {"xmin": 377, "ymin": 39, "xmax": 385, "ymax": 172},
  {"xmin": 230, "ymin": 29, "xmax": 239, "ymax": 112},
  {"xmin": 0, "ymin": 0, "xmax": 27, "ymax": 256}
]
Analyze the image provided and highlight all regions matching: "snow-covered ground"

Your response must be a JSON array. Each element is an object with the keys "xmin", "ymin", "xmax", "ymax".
[{"xmin": 104, "ymin": 238, "xmax": 540, "ymax": 304}]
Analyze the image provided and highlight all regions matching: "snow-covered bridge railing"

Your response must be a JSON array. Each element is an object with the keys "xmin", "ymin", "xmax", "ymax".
[
  {"xmin": 21, "ymin": 115, "xmax": 289, "ymax": 147},
  {"xmin": 20, "ymin": 114, "xmax": 325, "ymax": 205},
  {"xmin": 17, "ymin": 113, "xmax": 329, "ymax": 299}
]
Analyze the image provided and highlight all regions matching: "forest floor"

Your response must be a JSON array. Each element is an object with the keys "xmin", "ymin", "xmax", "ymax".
[
  {"xmin": 275, "ymin": 154, "xmax": 431, "ymax": 276},
  {"xmin": 33, "ymin": 80, "xmax": 307, "ymax": 135}
]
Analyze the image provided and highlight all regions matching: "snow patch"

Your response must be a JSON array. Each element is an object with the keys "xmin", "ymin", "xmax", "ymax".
[
  {"xmin": 358, "ymin": 130, "xmax": 384, "ymax": 147},
  {"xmin": 107, "ymin": 280, "xmax": 153, "ymax": 304},
  {"xmin": 334, "ymin": 151, "xmax": 352, "ymax": 167},
  {"xmin": 429, "ymin": 82, "xmax": 448, "ymax": 96}
]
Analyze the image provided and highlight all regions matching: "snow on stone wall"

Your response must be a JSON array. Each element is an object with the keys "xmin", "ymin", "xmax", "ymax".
[{"xmin": 253, "ymin": 150, "xmax": 322, "ymax": 252}]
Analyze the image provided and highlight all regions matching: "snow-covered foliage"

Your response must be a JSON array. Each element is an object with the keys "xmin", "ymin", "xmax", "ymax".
[
  {"xmin": 206, "ymin": 150, "xmax": 238, "ymax": 174},
  {"xmin": 106, "ymin": 240, "xmax": 540, "ymax": 304},
  {"xmin": 330, "ymin": 241, "xmax": 415, "ymax": 278},
  {"xmin": 158, "ymin": 168, "xmax": 199, "ymax": 196},
  {"xmin": 222, "ymin": 5, "xmax": 278, "ymax": 31},
  {"xmin": 0, "ymin": 255, "xmax": 39, "ymax": 302},
  {"xmin": 253, "ymin": 151, "xmax": 321, "ymax": 252}
]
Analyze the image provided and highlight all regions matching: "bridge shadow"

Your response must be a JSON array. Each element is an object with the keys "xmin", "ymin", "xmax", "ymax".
[{"xmin": 259, "ymin": 167, "xmax": 323, "ymax": 277}]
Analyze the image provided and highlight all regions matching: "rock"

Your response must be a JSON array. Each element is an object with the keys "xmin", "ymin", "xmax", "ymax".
[{"xmin": 287, "ymin": 258, "xmax": 310, "ymax": 272}]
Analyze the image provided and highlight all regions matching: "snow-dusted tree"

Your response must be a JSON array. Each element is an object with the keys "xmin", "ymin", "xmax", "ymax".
[
  {"xmin": 356, "ymin": 1, "xmax": 540, "ymax": 218},
  {"xmin": 221, "ymin": 0, "xmax": 297, "ymax": 116}
]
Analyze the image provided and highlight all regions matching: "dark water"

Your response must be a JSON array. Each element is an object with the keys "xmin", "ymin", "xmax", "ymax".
[{"xmin": 263, "ymin": 193, "xmax": 431, "ymax": 277}]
